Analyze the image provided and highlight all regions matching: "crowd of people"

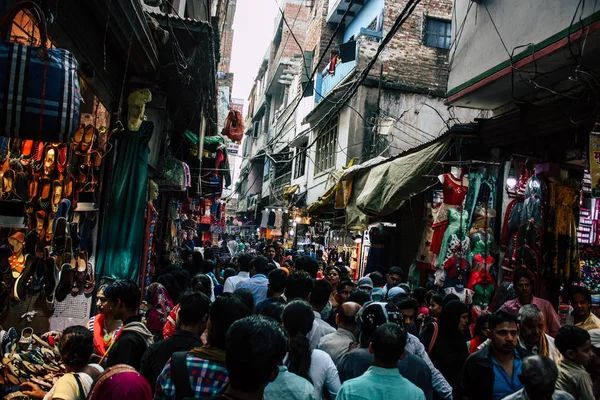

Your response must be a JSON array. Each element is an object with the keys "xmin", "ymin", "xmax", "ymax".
[{"xmin": 18, "ymin": 240, "xmax": 600, "ymax": 400}]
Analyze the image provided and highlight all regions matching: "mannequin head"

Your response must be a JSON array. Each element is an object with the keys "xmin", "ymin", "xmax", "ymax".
[
  {"xmin": 148, "ymin": 179, "xmax": 159, "ymax": 201},
  {"xmin": 127, "ymin": 89, "xmax": 152, "ymax": 131},
  {"xmin": 450, "ymin": 166, "xmax": 462, "ymax": 178}
]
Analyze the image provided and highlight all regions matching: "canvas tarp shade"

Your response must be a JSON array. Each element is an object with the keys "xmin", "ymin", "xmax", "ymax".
[{"xmin": 339, "ymin": 138, "xmax": 451, "ymax": 230}]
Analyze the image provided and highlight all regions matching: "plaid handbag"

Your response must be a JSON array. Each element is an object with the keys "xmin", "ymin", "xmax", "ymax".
[{"xmin": 0, "ymin": 1, "xmax": 80, "ymax": 142}]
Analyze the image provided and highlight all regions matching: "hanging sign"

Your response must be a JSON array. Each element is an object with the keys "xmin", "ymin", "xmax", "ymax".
[{"xmin": 590, "ymin": 126, "xmax": 600, "ymax": 198}]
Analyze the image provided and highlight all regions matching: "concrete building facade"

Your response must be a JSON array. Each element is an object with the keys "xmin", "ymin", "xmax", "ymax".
[{"xmin": 237, "ymin": 0, "xmax": 485, "ymax": 215}]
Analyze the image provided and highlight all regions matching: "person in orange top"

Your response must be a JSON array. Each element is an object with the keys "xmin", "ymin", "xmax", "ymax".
[{"xmin": 87, "ymin": 284, "xmax": 122, "ymax": 358}]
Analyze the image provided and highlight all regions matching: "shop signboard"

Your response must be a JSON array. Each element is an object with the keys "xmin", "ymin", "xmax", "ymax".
[
  {"xmin": 227, "ymin": 140, "xmax": 240, "ymax": 154},
  {"xmin": 590, "ymin": 127, "xmax": 600, "ymax": 198}
]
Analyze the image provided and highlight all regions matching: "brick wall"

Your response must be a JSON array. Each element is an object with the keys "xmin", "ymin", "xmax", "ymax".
[
  {"xmin": 373, "ymin": 0, "xmax": 453, "ymax": 96},
  {"xmin": 268, "ymin": 1, "xmax": 311, "ymax": 85},
  {"xmin": 218, "ymin": 0, "xmax": 237, "ymax": 74},
  {"xmin": 303, "ymin": 0, "xmax": 339, "ymax": 73}
]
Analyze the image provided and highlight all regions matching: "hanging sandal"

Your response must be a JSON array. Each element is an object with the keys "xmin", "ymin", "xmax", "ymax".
[
  {"xmin": 73, "ymin": 124, "xmax": 85, "ymax": 150},
  {"xmin": 51, "ymin": 217, "xmax": 67, "ymax": 255},
  {"xmin": 56, "ymin": 143, "xmax": 67, "ymax": 174},
  {"xmin": 14, "ymin": 255, "xmax": 36, "ymax": 301},
  {"xmin": 20, "ymin": 140, "xmax": 34, "ymax": 165},
  {"xmin": 35, "ymin": 211, "xmax": 46, "ymax": 240},
  {"xmin": 45, "ymin": 214, "xmax": 54, "ymax": 244},
  {"xmin": 64, "ymin": 174, "xmax": 75, "ymax": 197},
  {"xmin": 50, "ymin": 180, "xmax": 63, "ymax": 213},
  {"xmin": 72, "ymin": 251, "xmax": 87, "ymax": 295},
  {"xmin": 28, "ymin": 173, "xmax": 39, "ymax": 202},
  {"xmin": 38, "ymin": 178, "xmax": 51, "ymax": 210},
  {"xmin": 1, "ymin": 169, "xmax": 15, "ymax": 200},
  {"xmin": 80, "ymin": 125, "xmax": 95, "ymax": 154},
  {"xmin": 43, "ymin": 248, "xmax": 58, "ymax": 308},
  {"xmin": 33, "ymin": 141, "xmax": 45, "ymax": 162},
  {"xmin": 55, "ymin": 262, "xmax": 74, "ymax": 303},
  {"xmin": 83, "ymin": 261, "xmax": 95, "ymax": 296},
  {"xmin": 8, "ymin": 232, "xmax": 26, "ymax": 279}
]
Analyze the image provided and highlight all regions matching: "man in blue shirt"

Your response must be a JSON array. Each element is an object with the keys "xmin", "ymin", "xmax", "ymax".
[
  {"xmin": 236, "ymin": 256, "xmax": 270, "ymax": 305},
  {"xmin": 337, "ymin": 323, "xmax": 425, "ymax": 400},
  {"xmin": 458, "ymin": 311, "xmax": 526, "ymax": 400}
]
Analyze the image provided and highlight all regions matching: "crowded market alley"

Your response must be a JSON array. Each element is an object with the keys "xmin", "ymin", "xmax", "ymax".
[{"xmin": 0, "ymin": 0, "xmax": 598, "ymax": 399}]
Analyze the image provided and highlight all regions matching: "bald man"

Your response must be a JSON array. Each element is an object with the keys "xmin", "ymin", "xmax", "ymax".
[{"xmin": 318, "ymin": 302, "xmax": 362, "ymax": 366}]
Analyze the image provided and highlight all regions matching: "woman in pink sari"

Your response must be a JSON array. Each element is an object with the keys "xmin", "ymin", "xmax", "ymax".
[{"xmin": 88, "ymin": 364, "xmax": 152, "ymax": 400}]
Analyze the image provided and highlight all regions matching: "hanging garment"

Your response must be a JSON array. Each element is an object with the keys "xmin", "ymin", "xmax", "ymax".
[
  {"xmin": 470, "ymin": 206, "xmax": 496, "ymax": 234},
  {"xmin": 140, "ymin": 202, "xmax": 159, "ymax": 294},
  {"xmin": 260, "ymin": 210, "xmax": 269, "ymax": 228},
  {"xmin": 274, "ymin": 211, "xmax": 283, "ymax": 229},
  {"xmin": 328, "ymin": 54, "xmax": 339, "ymax": 75},
  {"xmin": 464, "ymin": 168, "xmax": 486, "ymax": 228},
  {"xmin": 545, "ymin": 182, "xmax": 580, "ymax": 279},
  {"xmin": 444, "ymin": 286, "xmax": 474, "ymax": 305},
  {"xmin": 435, "ymin": 208, "xmax": 469, "ymax": 268},
  {"xmin": 267, "ymin": 211, "xmax": 276, "ymax": 229},
  {"xmin": 468, "ymin": 231, "xmax": 494, "ymax": 265},
  {"xmin": 417, "ymin": 204, "xmax": 435, "ymax": 267},
  {"xmin": 520, "ymin": 176, "xmax": 546, "ymax": 229},
  {"xmin": 430, "ymin": 173, "xmax": 469, "ymax": 254},
  {"xmin": 501, "ymin": 199, "xmax": 524, "ymax": 246},
  {"xmin": 472, "ymin": 281, "xmax": 495, "ymax": 308},
  {"xmin": 96, "ymin": 121, "xmax": 154, "ymax": 282}
]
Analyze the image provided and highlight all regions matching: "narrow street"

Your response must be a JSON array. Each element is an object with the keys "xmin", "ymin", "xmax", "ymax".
[{"xmin": 0, "ymin": 1, "xmax": 598, "ymax": 399}]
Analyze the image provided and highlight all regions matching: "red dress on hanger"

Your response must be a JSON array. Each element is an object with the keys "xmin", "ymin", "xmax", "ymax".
[{"xmin": 430, "ymin": 172, "xmax": 469, "ymax": 254}]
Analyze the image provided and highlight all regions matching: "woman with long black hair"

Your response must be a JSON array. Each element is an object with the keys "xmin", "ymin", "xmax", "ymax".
[{"xmin": 282, "ymin": 300, "xmax": 341, "ymax": 400}]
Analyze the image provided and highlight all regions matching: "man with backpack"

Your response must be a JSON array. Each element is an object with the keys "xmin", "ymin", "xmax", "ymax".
[{"xmin": 154, "ymin": 293, "xmax": 252, "ymax": 399}]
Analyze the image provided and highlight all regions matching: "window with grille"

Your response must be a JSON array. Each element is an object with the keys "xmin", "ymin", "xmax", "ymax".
[
  {"xmin": 424, "ymin": 17, "xmax": 451, "ymax": 50},
  {"xmin": 314, "ymin": 116, "xmax": 338, "ymax": 175},
  {"xmin": 294, "ymin": 144, "xmax": 307, "ymax": 179}
]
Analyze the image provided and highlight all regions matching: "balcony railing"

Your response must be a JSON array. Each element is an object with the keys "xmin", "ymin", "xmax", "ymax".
[
  {"xmin": 317, "ymin": 59, "xmax": 357, "ymax": 102},
  {"xmin": 271, "ymin": 171, "xmax": 292, "ymax": 201}
]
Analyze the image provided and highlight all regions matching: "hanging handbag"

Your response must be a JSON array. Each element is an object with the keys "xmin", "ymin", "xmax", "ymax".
[
  {"xmin": 221, "ymin": 110, "xmax": 243, "ymax": 143},
  {"xmin": 0, "ymin": 1, "xmax": 80, "ymax": 142}
]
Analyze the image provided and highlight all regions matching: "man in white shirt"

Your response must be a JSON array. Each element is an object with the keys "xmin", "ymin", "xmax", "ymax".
[
  {"xmin": 223, "ymin": 254, "xmax": 252, "ymax": 293},
  {"xmin": 308, "ymin": 279, "xmax": 335, "ymax": 350}
]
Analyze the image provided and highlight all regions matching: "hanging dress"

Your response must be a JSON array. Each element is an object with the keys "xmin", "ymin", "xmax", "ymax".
[
  {"xmin": 430, "ymin": 173, "xmax": 469, "ymax": 254},
  {"xmin": 95, "ymin": 121, "xmax": 154, "ymax": 282},
  {"xmin": 546, "ymin": 182, "xmax": 580, "ymax": 280},
  {"xmin": 435, "ymin": 207, "xmax": 469, "ymax": 268}
]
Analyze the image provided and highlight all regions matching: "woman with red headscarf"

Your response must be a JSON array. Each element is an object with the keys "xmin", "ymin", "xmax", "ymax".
[{"xmin": 145, "ymin": 283, "xmax": 174, "ymax": 340}]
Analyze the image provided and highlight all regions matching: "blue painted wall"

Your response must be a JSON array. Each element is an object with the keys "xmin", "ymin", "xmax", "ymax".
[{"xmin": 343, "ymin": 0, "xmax": 384, "ymax": 43}]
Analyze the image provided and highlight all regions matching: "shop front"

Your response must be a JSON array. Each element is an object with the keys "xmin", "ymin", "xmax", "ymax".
[{"xmin": 0, "ymin": 0, "xmax": 222, "ymax": 344}]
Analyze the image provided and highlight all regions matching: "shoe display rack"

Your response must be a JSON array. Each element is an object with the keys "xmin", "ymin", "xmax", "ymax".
[{"xmin": 0, "ymin": 99, "xmax": 110, "ymax": 330}]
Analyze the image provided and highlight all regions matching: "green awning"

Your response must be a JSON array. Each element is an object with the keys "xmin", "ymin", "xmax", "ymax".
[{"xmin": 342, "ymin": 137, "xmax": 451, "ymax": 229}]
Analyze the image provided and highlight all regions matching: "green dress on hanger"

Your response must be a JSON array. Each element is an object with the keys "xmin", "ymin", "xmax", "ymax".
[{"xmin": 95, "ymin": 121, "xmax": 154, "ymax": 282}]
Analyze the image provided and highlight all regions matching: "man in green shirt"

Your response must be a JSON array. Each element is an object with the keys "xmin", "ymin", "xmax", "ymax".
[{"xmin": 337, "ymin": 323, "xmax": 425, "ymax": 400}]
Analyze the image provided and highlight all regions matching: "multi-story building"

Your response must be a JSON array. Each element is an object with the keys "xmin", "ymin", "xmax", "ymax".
[
  {"xmin": 238, "ymin": 0, "xmax": 484, "ymax": 215},
  {"xmin": 447, "ymin": 0, "xmax": 600, "ymax": 118}
]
